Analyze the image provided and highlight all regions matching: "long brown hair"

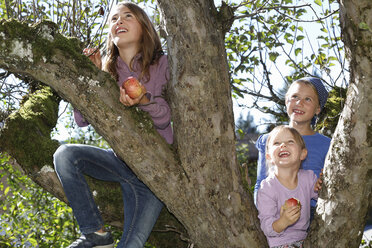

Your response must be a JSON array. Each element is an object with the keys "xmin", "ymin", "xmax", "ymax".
[{"xmin": 103, "ymin": 2, "xmax": 163, "ymax": 82}]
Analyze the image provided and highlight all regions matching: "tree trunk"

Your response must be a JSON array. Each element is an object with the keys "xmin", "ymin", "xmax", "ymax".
[
  {"xmin": 156, "ymin": 0, "xmax": 267, "ymax": 246},
  {"xmin": 305, "ymin": 0, "xmax": 372, "ymax": 247}
]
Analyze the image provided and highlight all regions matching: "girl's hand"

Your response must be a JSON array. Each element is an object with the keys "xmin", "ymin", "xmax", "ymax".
[
  {"xmin": 315, "ymin": 171, "xmax": 323, "ymax": 192},
  {"xmin": 119, "ymin": 84, "xmax": 149, "ymax": 106},
  {"xmin": 83, "ymin": 48, "xmax": 102, "ymax": 69},
  {"xmin": 272, "ymin": 205, "xmax": 301, "ymax": 233},
  {"xmin": 280, "ymin": 205, "xmax": 301, "ymax": 226}
]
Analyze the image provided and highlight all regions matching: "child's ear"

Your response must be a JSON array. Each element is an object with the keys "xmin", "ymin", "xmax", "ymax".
[
  {"xmin": 315, "ymin": 105, "xmax": 321, "ymax": 115},
  {"xmin": 265, "ymin": 153, "xmax": 272, "ymax": 162},
  {"xmin": 300, "ymin": 148, "xmax": 308, "ymax": 161}
]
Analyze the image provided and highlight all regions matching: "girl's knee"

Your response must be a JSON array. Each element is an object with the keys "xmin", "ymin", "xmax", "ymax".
[
  {"xmin": 54, "ymin": 144, "xmax": 67, "ymax": 161},
  {"xmin": 53, "ymin": 144, "xmax": 75, "ymax": 172}
]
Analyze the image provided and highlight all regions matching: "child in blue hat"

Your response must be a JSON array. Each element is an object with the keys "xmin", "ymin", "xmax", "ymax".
[{"xmin": 254, "ymin": 77, "xmax": 331, "ymax": 217}]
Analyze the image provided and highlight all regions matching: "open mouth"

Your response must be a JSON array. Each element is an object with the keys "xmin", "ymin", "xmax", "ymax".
[
  {"xmin": 116, "ymin": 27, "xmax": 128, "ymax": 34},
  {"xmin": 293, "ymin": 109, "xmax": 304, "ymax": 114},
  {"xmin": 279, "ymin": 151, "xmax": 290, "ymax": 157}
]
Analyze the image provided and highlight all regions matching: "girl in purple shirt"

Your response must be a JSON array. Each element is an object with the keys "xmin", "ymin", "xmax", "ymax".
[
  {"xmin": 54, "ymin": 3, "xmax": 171, "ymax": 248},
  {"xmin": 257, "ymin": 126, "xmax": 322, "ymax": 248}
]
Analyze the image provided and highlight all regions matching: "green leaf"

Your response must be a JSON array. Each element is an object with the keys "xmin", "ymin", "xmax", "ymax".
[
  {"xmin": 296, "ymin": 35, "xmax": 305, "ymax": 41},
  {"xmin": 315, "ymin": 0, "xmax": 322, "ymax": 6},
  {"xmin": 4, "ymin": 186, "xmax": 10, "ymax": 195},
  {"xmin": 269, "ymin": 52, "xmax": 279, "ymax": 62},
  {"xmin": 315, "ymin": 53, "xmax": 326, "ymax": 65},
  {"xmin": 27, "ymin": 237, "xmax": 38, "ymax": 247},
  {"xmin": 295, "ymin": 48, "xmax": 302, "ymax": 56},
  {"xmin": 328, "ymin": 56, "xmax": 338, "ymax": 61}
]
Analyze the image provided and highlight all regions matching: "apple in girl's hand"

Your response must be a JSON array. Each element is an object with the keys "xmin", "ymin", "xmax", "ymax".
[
  {"xmin": 284, "ymin": 197, "xmax": 301, "ymax": 210},
  {"xmin": 122, "ymin": 77, "xmax": 143, "ymax": 99}
]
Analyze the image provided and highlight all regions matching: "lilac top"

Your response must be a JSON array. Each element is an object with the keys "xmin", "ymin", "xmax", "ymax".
[
  {"xmin": 254, "ymin": 133, "xmax": 330, "ymax": 206},
  {"xmin": 74, "ymin": 54, "xmax": 173, "ymax": 144},
  {"xmin": 257, "ymin": 169, "xmax": 318, "ymax": 247}
]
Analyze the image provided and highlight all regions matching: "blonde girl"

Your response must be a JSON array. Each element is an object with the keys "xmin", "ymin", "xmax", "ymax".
[{"xmin": 257, "ymin": 125, "xmax": 322, "ymax": 248}]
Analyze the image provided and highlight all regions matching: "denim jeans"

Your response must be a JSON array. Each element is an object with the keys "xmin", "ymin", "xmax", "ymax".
[{"xmin": 54, "ymin": 144, "xmax": 163, "ymax": 248}]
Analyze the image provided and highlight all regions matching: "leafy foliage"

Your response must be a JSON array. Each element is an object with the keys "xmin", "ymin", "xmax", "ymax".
[
  {"xmin": 224, "ymin": 0, "xmax": 348, "ymax": 129},
  {"xmin": 235, "ymin": 112, "xmax": 259, "ymax": 193},
  {"xmin": 316, "ymin": 85, "xmax": 347, "ymax": 135},
  {"xmin": 0, "ymin": 153, "xmax": 78, "ymax": 247}
]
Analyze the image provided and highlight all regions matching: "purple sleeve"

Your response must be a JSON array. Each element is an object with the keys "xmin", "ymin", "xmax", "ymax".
[
  {"xmin": 254, "ymin": 134, "xmax": 269, "ymax": 203},
  {"xmin": 73, "ymin": 109, "xmax": 89, "ymax": 127},
  {"xmin": 257, "ymin": 185, "xmax": 284, "ymax": 237},
  {"xmin": 138, "ymin": 56, "xmax": 171, "ymax": 130},
  {"xmin": 139, "ymin": 96, "xmax": 171, "ymax": 130}
]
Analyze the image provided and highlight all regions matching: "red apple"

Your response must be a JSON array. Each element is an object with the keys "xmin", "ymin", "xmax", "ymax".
[
  {"xmin": 122, "ymin": 77, "xmax": 143, "ymax": 99},
  {"xmin": 284, "ymin": 197, "xmax": 301, "ymax": 210}
]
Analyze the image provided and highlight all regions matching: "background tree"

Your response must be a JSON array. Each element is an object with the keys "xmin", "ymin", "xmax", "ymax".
[{"xmin": 0, "ymin": 0, "xmax": 370, "ymax": 247}]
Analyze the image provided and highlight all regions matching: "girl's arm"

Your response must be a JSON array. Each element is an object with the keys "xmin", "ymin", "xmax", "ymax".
[
  {"xmin": 138, "ymin": 56, "xmax": 171, "ymax": 130},
  {"xmin": 73, "ymin": 109, "xmax": 89, "ymax": 127},
  {"xmin": 254, "ymin": 134, "xmax": 268, "ymax": 203},
  {"xmin": 118, "ymin": 81, "xmax": 171, "ymax": 130},
  {"xmin": 257, "ymin": 188, "xmax": 285, "ymax": 237},
  {"xmin": 314, "ymin": 171, "xmax": 323, "ymax": 192},
  {"xmin": 138, "ymin": 95, "xmax": 171, "ymax": 130}
]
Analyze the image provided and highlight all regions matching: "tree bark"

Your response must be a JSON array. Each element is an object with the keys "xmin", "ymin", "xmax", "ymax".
[
  {"xmin": 156, "ymin": 0, "xmax": 266, "ymax": 246},
  {"xmin": 305, "ymin": 0, "xmax": 372, "ymax": 247}
]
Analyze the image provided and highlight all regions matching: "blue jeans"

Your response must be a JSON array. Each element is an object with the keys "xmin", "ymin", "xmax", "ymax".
[{"xmin": 53, "ymin": 144, "xmax": 163, "ymax": 248}]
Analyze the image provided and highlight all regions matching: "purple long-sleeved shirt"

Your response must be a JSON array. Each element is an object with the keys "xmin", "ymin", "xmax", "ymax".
[
  {"xmin": 74, "ymin": 54, "xmax": 173, "ymax": 144},
  {"xmin": 257, "ymin": 169, "xmax": 318, "ymax": 247}
]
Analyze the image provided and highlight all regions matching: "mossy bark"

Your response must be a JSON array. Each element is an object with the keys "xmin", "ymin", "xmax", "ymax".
[{"xmin": 0, "ymin": 86, "xmax": 65, "ymax": 200}]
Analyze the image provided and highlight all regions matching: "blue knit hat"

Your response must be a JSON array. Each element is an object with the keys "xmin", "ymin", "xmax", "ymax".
[{"xmin": 296, "ymin": 77, "xmax": 328, "ymax": 125}]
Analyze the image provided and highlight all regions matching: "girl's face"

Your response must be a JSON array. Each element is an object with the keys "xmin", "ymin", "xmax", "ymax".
[
  {"xmin": 266, "ymin": 129, "xmax": 307, "ymax": 169},
  {"xmin": 285, "ymin": 82, "xmax": 321, "ymax": 124},
  {"xmin": 109, "ymin": 5, "xmax": 143, "ymax": 51}
]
